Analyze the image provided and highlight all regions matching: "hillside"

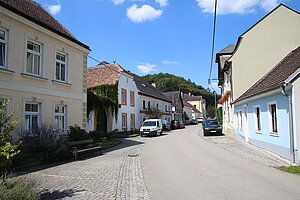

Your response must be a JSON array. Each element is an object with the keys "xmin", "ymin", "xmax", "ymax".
[{"xmin": 142, "ymin": 73, "xmax": 219, "ymax": 105}]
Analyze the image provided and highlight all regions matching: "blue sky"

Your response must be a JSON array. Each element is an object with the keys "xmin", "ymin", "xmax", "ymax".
[{"xmin": 35, "ymin": 0, "xmax": 300, "ymax": 93}]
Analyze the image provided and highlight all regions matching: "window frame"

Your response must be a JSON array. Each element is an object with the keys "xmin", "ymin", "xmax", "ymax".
[
  {"xmin": 254, "ymin": 105, "xmax": 262, "ymax": 133},
  {"xmin": 26, "ymin": 40, "xmax": 42, "ymax": 76},
  {"xmin": 24, "ymin": 102, "xmax": 40, "ymax": 131},
  {"xmin": 122, "ymin": 113, "xmax": 127, "ymax": 130},
  {"xmin": 54, "ymin": 105, "xmax": 67, "ymax": 133},
  {"xmin": 143, "ymin": 100, "xmax": 146, "ymax": 109},
  {"xmin": 55, "ymin": 51, "xmax": 68, "ymax": 82},
  {"xmin": 130, "ymin": 91, "xmax": 135, "ymax": 107},
  {"xmin": 0, "ymin": 28, "xmax": 7, "ymax": 69},
  {"xmin": 130, "ymin": 113, "xmax": 135, "ymax": 129},
  {"xmin": 268, "ymin": 102, "xmax": 279, "ymax": 136},
  {"xmin": 121, "ymin": 88, "xmax": 127, "ymax": 105}
]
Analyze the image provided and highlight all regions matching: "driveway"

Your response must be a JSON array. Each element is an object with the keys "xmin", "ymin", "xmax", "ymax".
[{"xmin": 141, "ymin": 125, "xmax": 300, "ymax": 200}]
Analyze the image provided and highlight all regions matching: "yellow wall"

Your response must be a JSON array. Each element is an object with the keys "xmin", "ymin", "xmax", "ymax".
[
  {"xmin": 0, "ymin": 7, "xmax": 89, "ymax": 135},
  {"xmin": 230, "ymin": 6, "xmax": 300, "ymax": 100}
]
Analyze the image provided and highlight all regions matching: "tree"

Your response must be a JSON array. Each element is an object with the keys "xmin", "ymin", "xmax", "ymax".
[{"xmin": 0, "ymin": 98, "xmax": 22, "ymax": 173}]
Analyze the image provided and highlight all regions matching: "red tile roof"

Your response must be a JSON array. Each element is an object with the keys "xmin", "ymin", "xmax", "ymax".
[
  {"xmin": 235, "ymin": 46, "xmax": 300, "ymax": 103},
  {"xmin": 0, "ymin": 0, "xmax": 89, "ymax": 50},
  {"xmin": 87, "ymin": 62, "xmax": 124, "ymax": 88}
]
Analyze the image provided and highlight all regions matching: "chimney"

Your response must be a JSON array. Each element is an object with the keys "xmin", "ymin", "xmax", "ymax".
[
  {"xmin": 151, "ymin": 82, "xmax": 156, "ymax": 88},
  {"xmin": 113, "ymin": 60, "xmax": 117, "ymax": 64}
]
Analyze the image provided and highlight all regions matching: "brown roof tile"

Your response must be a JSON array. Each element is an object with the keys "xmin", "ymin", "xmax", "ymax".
[
  {"xmin": 87, "ymin": 63, "xmax": 124, "ymax": 88},
  {"xmin": 235, "ymin": 46, "xmax": 300, "ymax": 103},
  {"xmin": 0, "ymin": 0, "xmax": 89, "ymax": 50}
]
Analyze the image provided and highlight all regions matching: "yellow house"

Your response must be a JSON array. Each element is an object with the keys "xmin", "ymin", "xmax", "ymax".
[
  {"xmin": 217, "ymin": 4, "xmax": 300, "ymax": 136},
  {"xmin": 0, "ymin": 0, "xmax": 90, "ymax": 136}
]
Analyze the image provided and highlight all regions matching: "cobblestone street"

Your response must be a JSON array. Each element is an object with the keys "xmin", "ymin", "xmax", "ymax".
[{"xmin": 22, "ymin": 137, "xmax": 150, "ymax": 200}]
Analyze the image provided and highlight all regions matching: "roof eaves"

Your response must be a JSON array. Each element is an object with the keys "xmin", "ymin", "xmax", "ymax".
[{"xmin": 284, "ymin": 67, "xmax": 300, "ymax": 85}]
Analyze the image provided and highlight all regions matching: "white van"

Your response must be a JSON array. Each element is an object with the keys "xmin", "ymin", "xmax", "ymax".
[{"xmin": 140, "ymin": 119, "xmax": 163, "ymax": 137}]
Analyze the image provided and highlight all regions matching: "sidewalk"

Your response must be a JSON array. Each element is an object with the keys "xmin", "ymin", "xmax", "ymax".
[{"xmin": 199, "ymin": 129, "xmax": 291, "ymax": 167}]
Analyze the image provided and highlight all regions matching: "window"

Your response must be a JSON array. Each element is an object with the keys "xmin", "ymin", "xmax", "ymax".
[
  {"xmin": 269, "ymin": 103, "xmax": 278, "ymax": 134},
  {"xmin": 130, "ymin": 114, "xmax": 135, "ymax": 129},
  {"xmin": 156, "ymin": 103, "xmax": 159, "ymax": 109},
  {"xmin": 165, "ymin": 105, "xmax": 167, "ymax": 112},
  {"xmin": 55, "ymin": 52, "xmax": 67, "ymax": 82},
  {"xmin": 54, "ymin": 105, "xmax": 67, "ymax": 132},
  {"xmin": 148, "ymin": 101, "xmax": 151, "ymax": 110},
  {"xmin": 239, "ymin": 111, "xmax": 243, "ymax": 130},
  {"xmin": 254, "ymin": 106, "xmax": 261, "ymax": 132},
  {"xmin": 122, "ymin": 113, "xmax": 127, "ymax": 130},
  {"xmin": 0, "ymin": 29, "xmax": 7, "ymax": 68},
  {"xmin": 236, "ymin": 111, "xmax": 243, "ymax": 130},
  {"xmin": 24, "ymin": 103, "xmax": 40, "ymax": 131},
  {"xmin": 130, "ymin": 91, "xmax": 135, "ymax": 107},
  {"xmin": 26, "ymin": 41, "xmax": 42, "ymax": 75},
  {"xmin": 143, "ymin": 100, "xmax": 146, "ymax": 109},
  {"xmin": 121, "ymin": 89, "xmax": 127, "ymax": 105}
]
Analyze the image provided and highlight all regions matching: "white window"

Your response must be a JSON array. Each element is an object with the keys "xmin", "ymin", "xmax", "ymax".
[
  {"xmin": 130, "ymin": 91, "xmax": 135, "ymax": 107},
  {"xmin": 24, "ymin": 103, "xmax": 40, "ymax": 131},
  {"xmin": 0, "ymin": 29, "xmax": 7, "ymax": 68},
  {"xmin": 130, "ymin": 114, "xmax": 135, "ymax": 129},
  {"xmin": 55, "ymin": 52, "xmax": 67, "ymax": 82},
  {"xmin": 254, "ymin": 106, "xmax": 261, "ymax": 132},
  {"xmin": 26, "ymin": 41, "xmax": 42, "ymax": 75},
  {"xmin": 122, "ymin": 113, "xmax": 127, "ymax": 130},
  {"xmin": 121, "ymin": 89, "xmax": 127, "ymax": 105},
  {"xmin": 143, "ymin": 100, "xmax": 146, "ymax": 109},
  {"xmin": 54, "ymin": 105, "xmax": 67, "ymax": 132},
  {"xmin": 236, "ymin": 111, "xmax": 243, "ymax": 130},
  {"xmin": 268, "ymin": 103, "xmax": 278, "ymax": 134},
  {"xmin": 239, "ymin": 111, "xmax": 243, "ymax": 130}
]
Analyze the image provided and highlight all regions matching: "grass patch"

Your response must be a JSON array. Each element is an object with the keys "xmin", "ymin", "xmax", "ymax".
[
  {"xmin": 129, "ymin": 133, "xmax": 140, "ymax": 137},
  {"xmin": 278, "ymin": 166, "xmax": 300, "ymax": 174},
  {"xmin": 0, "ymin": 175, "xmax": 40, "ymax": 200}
]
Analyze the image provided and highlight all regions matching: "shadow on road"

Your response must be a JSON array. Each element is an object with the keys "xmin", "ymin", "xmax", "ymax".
[
  {"xmin": 15, "ymin": 137, "xmax": 144, "ymax": 176},
  {"xmin": 40, "ymin": 188, "xmax": 85, "ymax": 200}
]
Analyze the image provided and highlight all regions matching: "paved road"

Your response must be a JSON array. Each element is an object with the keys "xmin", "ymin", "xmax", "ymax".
[{"xmin": 141, "ymin": 125, "xmax": 300, "ymax": 200}]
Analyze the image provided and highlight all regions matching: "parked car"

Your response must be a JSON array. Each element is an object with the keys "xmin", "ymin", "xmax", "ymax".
[
  {"xmin": 162, "ymin": 120, "xmax": 171, "ymax": 131},
  {"xmin": 173, "ymin": 120, "xmax": 185, "ymax": 129},
  {"xmin": 203, "ymin": 118, "xmax": 222, "ymax": 136},
  {"xmin": 190, "ymin": 119, "xmax": 198, "ymax": 125},
  {"xmin": 140, "ymin": 119, "xmax": 163, "ymax": 137},
  {"xmin": 197, "ymin": 117, "xmax": 204, "ymax": 123}
]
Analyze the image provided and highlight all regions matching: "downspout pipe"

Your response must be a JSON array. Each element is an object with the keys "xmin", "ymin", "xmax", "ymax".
[{"xmin": 281, "ymin": 84, "xmax": 295, "ymax": 163}]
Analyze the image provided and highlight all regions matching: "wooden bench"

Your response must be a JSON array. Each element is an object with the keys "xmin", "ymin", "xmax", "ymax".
[{"xmin": 66, "ymin": 139, "xmax": 102, "ymax": 161}]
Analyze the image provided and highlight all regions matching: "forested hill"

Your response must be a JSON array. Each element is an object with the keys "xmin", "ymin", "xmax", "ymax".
[{"xmin": 142, "ymin": 73, "xmax": 219, "ymax": 105}]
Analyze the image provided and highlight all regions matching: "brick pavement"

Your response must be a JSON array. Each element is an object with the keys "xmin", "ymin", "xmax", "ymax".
[{"xmin": 22, "ymin": 137, "xmax": 150, "ymax": 200}]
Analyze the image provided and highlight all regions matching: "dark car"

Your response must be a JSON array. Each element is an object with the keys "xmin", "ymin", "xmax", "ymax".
[
  {"xmin": 173, "ymin": 120, "xmax": 185, "ymax": 129},
  {"xmin": 190, "ymin": 119, "xmax": 198, "ymax": 125},
  {"xmin": 162, "ymin": 120, "xmax": 171, "ymax": 131},
  {"xmin": 203, "ymin": 118, "xmax": 222, "ymax": 136}
]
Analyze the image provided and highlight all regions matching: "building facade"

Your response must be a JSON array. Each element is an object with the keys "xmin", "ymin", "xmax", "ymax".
[{"xmin": 0, "ymin": 0, "xmax": 90, "ymax": 136}]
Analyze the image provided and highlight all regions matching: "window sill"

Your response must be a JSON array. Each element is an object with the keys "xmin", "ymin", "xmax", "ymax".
[
  {"xmin": 255, "ymin": 131, "xmax": 262, "ymax": 134},
  {"xmin": 0, "ymin": 67, "xmax": 15, "ymax": 75},
  {"xmin": 21, "ymin": 73, "xmax": 48, "ymax": 81},
  {"xmin": 52, "ymin": 80, "xmax": 72, "ymax": 87},
  {"xmin": 269, "ymin": 132, "xmax": 279, "ymax": 137}
]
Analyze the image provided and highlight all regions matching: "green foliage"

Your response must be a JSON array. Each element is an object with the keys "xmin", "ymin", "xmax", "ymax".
[
  {"xmin": 87, "ymin": 83, "xmax": 119, "ymax": 121},
  {"xmin": 142, "ymin": 73, "xmax": 220, "ymax": 105},
  {"xmin": 20, "ymin": 124, "xmax": 66, "ymax": 161},
  {"xmin": 89, "ymin": 130, "xmax": 106, "ymax": 141},
  {"xmin": 216, "ymin": 107, "xmax": 223, "ymax": 125},
  {"xmin": 0, "ymin": 175, "xmax": 39, "ymax": 200},
  {"xmin": 0, "ymin": 98, "xmax": 22, "ymax": 173},
  {"xmin": 279, "ymin": 166, "xmax": 300, "ymax": 174},
  {"xmin": 68, "ymin": 125, "xmax": 89, "ymax": 141},
  {"xmin": 206, "ymin": 105, "xmax": 222, "ymax": 124},
  {"xmin": 146, "ymin": 104, "xmax": 162, "ymax": 119}
]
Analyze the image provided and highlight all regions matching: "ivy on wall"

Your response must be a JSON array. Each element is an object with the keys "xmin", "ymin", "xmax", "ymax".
[{"xmin": 87, "ymin": 82, "xmax": 119, "ymax": 121}]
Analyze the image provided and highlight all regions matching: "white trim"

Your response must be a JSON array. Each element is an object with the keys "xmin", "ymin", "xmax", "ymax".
[
  {"xmin": 55, "ymin": 51, "xmax": 68, "ymax": 82},
  {"xmin": 253, "ymin": 105, "xmax": 262, "ymax": 133},
  {"xmin": 0, "ymin": 7, "xmax": 90, "ymax": 54},
  {"xmin": 0, "ymin": 80, "xmax": 84, "ymax": 101},
  {"xmin": 267, "ymin": 101, "xmax": 279, "ymax": 136},
  {"xmin": 25, "ymin": 38, "xmax": 43, "ymax": 76},
  {"xmin": 0, "ymin": 27, "xmax": 8, "ymax": 69},
  {"xmin": 285, "ymin": 68, "xmax": 300, "ymax": 84}
]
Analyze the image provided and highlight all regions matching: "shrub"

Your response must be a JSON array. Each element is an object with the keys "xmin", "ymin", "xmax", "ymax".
[
  {"xmin": 0, "ymin": 174, "xmax": 39, "ymax": 200},
  {"xmin": 0, "ymin": 98, "xmax": 22, "ymax": 174},
  {"xmin": 107, "ymin": 129, "xmax": 118, "ymax": 140},
  {"xmin": 89, "ymin": 130, "xmax": 106, "ymax": 141},
  {"xmin": 68, "ymin": 125, "xmax": 89, "ymax": 141},
  {"xmin": 20, "ymin": 124, "xmax": 66, "ymax": 161}
]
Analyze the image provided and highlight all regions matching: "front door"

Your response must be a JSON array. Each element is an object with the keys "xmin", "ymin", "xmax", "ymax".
[
  {"xmin": 243, "ymin": 105, "xmax": 249, "ymax": 143},
  {"xmin": 95, "ymin": 108, "xmax": 107, "ymax": 132}
]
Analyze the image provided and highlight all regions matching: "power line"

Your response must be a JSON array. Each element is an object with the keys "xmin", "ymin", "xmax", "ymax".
[
  {"xmin": 87, "ymin": 55, "xmax": 122, "ymax": 74},
  {"xmin": 208, "ymin": 0, "xmax": 218, "ymax": 85}
]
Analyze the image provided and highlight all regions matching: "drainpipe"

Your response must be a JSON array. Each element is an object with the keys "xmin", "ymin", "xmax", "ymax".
[{"xmin": 281, "ymin": 85, "xmax": 295, "ymax": 163}]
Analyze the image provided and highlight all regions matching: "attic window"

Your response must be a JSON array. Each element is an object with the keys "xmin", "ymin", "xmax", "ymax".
[{"xmin": 142, "ymin": 84, "xmax": 146, "ymax": 87}]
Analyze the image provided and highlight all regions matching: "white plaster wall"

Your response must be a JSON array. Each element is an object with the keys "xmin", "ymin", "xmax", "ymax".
[
  {"xmin": 113, "ymin": 72, "xmax": 140, "ymax": 131},
  {"xmin": 293, "ymin": 78, "xmax": 300, "ymax": 163}
]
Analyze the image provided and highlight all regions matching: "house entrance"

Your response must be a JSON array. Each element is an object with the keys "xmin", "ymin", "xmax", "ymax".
[{"xmin": 96, "ymin": 108, "xmax": 107, "ymax": 132}]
